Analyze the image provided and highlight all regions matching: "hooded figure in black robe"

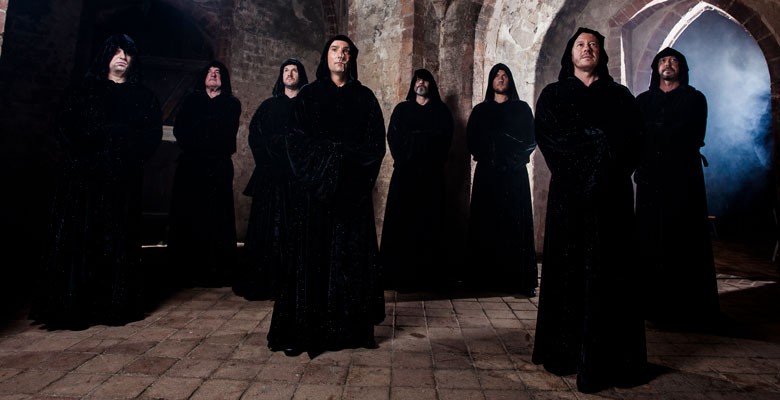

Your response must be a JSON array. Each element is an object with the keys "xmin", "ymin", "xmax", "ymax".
[
  {"xmin": 266, "ymin": 35, "xmax": 386, "ymax": 358},
  {"xmin": 234, "ymin": 59, "xmax": 309, "ymax": 300},
  {"xmin": 380, "ymin": 68, "xmax": 453, "ymax": 292},
  {"xmin": 167, "ymin": 60, "xmax": 241, "ymax": 287},
  {"xmin": 29, "ymin": 34, "xmax": 162, "ymax": 329},
  {"xmin": 465, "ymin": 63, "xmax": 537, "ymax": 295},
  {"xmin": 635, "ymin": 47, "xmax": 719, "ymax": 329},
  {"xmin": 531, "ymin": 28, "xmax": 647, "ymax": 393}
]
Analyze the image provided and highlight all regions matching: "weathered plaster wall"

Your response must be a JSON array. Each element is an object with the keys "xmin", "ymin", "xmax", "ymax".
[{"xmin": 350, "ymin": 0, "xmax": 404, "ymax": 241}]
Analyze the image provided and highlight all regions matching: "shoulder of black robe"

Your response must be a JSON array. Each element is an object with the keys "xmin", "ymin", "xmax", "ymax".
[{"xmin": 387, "ymin": 100, "xmax": 453, "ymax": 167}]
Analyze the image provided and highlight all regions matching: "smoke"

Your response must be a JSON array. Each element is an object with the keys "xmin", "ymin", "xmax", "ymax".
[{"xmin": 672, "ymin": 11, "xmax": 773, "ymax": 224}]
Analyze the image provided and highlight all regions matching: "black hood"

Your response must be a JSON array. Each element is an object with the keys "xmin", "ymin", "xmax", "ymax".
[
  {"xmin": 194, "ymin": 60, "xmax": 233, "ymax": 97},
  {"xmin": 272, "ymin": 58, "xmax": 309, "ymax": 97},
  {"xmin": 405, "ymin": 68, "xmax": 442, "ymax": 103},
  {"xmin": 558, "ymin": 27, "xmax": 612, "ymax": 82},
  {"xmin": 315, "ymin": 35, "xmax": 359, "ymax": 82},
  {"xmin": 649, "ymin": 47, "xmax": 690, "ymax": 89},
  {"xmin": 87, "ymin": 33, "xmax": 142, "ymax": 85},
  {"xmin": 485, "ymin": 63, "xmax": 520, "ymax": 102}
]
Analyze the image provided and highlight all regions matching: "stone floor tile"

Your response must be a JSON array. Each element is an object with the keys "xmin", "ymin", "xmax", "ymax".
[
  {"xmin": 203, "ymin": 331, "xmax": 247, "ymax": 346},
  {"xmin": 483, "ymin": 389, "xmax": 533, "ymax": 400},
  {"xmin": 471, "ymin": 353, "xmax": 514, "ymax": 370},
  {"xmin": 165, "ymin": 358, "xmax": 222, "ymax": 378},
  {"xmin": 144, "ymin": 338, "xmax": 199, "ymax": 358},
  {"xmin": 476, "ymin": 369, "xmax": 525, "ymax": 390},
  {"xmin": 103, "ymin": 340, "xmax": 157, "ymax": 355},
  {"xmin": 352, "ymin": 350, "xmax": 391, "ymax": 367},
  {"xmin": 291, "ymin": 383, "xmax": 343, "ymax": 400},
  {"xmin": 0, "ymin": 370, "xmax": 65, "ymax": 394},
  {"xmin": 18, "ymin": 337, "xmax": 82, "ymax": 352},
  {"xmin": 211, "ymin": 359, "xmax": 263, "ymax": 380},
  {"xmin": 240, "ymin": 382, "xmax": 295, "ymax": 400},
  {"xmin": 300, "ymin": 363, "xmax": 349, "ymax": 385},
  {"xmin": 432, "ymin": 351, "xmax": 473, "ymax": 369},
  {"xmin": 188, "ymin": 343, "xmax": 236, "ymax": 360},
  {"xmin": 128, "ymin": 327, "xmax": 177, "ymax": 342},
  {"xmin": 83, "ymin": 374, "xmax": 155, "ymax": 399},
  {"xmin": 390, "ymin": 387, "xmax": 436, "ymax": 400},
  {"xmin": 308, "ymin": 350, "xmax": 352, "ymax": 367},
  {"xmin": 189, "ymin": 378, "xmax": 250, "ymax": 400},
  {"xmin": 346, "ymin": 366, "xmax": 391, "ymax": 387},
  {"xmin": 66, "ymin": 338, "xmax": 123, "ymax": 353},
  {"xmin": 74, "ymin": 354, "xmax": 136, "ymax": 374},
  {"xmin": 516, "ymin": 370, "xmax": 569, "ymax": 391},
  {"xmin": 40, "ymin": 352, "xmax": 95, "ymax": 372},
  {"xmin": 0, "ymin": 369, "xmax": 20, "ymax": 383},
  {"xmin": 390, "ymin": 367, "xmax": 434, "ymax": 388},
  {"xmin": 458, "ymin": 316, "xmax": 491, "ymax": 327},
  {"xmin": 391, "ymin": 352, "xmax": 432, "ymax": 369},
  {"xmin": 466, "ymin": 340, "xmax": 506, "ymax": 355},
  {"xmin": 527, "ymin": 390, "xmax": 578, "ymax": 399},
  {"xmin": 255, "ymin": 363, "xmax": 304, "ymax": 383},
  {"xmin": 489, "ymin": 319, "xmax": 524, "ymax": 329},
  {"xmin": 343, "ymin": 385, "xmax": 390, "ymax": 400},
  {"xmin": 437, "ymin": 388, "xmax": 485, "ymax": 400},
  {"xmin": 38, "ymin": 372, "xmax": 109, "ymax": 397},
  {"xmin": 434, "ymin": 369, "xmax": 481, "ymax": 390},
  {"xmin": 0, "ymin": 353, "xmax": 51, "ymax": 370},
  {"xmin": 140, "ymin": 376, "xmax": 201, "ymax": 400},
  {"xmin": 121, "ymin": 355, "xmax": 177, "ymax": 376},
  {"xmin": 427, "ymin": 316, "xmax": 459, "ymax": 328}
]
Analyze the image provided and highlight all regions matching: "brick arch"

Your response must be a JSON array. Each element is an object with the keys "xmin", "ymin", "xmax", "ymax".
[
  {"xmin": 614, "ymin": 0, "xmax": 780, "ymax": 205},
  {"xmin": 322, "ymin": 0, "xmax": 340, "ymax": 35}
]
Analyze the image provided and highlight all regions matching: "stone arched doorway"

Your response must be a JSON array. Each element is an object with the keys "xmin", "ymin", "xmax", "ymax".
[{"xmin": 619, "ymin": 0, "xmax": 779, "ymax": 255}]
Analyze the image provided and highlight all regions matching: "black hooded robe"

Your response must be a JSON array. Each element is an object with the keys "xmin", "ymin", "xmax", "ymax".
[
  {"xmin": 167, "ymin": 62, "xmax": 241, "ymax": 287},
  {"xmin": 635, "ymin": 48, "xmax": 719, "ymax": 328},
  {"xmin": 465, "ymin": 64, "xmax": 538, "ymax": 294},
  {"xmin": 531, "ymin": 28, "xmax": 647, "ymax": 393},
  {"xmin": 30, "ymin": 76, "xmax": 162, "ymax": 329},
  {"xmin": 266, "ymin": 36, "xmax": 386, "ymax": 357},
  {"xmin": 235, "ymin": 59, "xmax": 309, "ymax": 300},
  {"xmin": 380, "ymin": 71, "xmax": 453, "ymax": 292}
]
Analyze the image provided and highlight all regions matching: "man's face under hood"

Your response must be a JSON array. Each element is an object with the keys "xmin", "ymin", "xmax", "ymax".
[
  {"xmin": 658, "ymin": 55, "xmax": 680, "ymax": 82},
  {"xmin": 327, "ymin": 40, "xmax": 351, "ymax": 74}
]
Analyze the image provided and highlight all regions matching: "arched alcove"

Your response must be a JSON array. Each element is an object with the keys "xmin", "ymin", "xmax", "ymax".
[{"xmin": 620, "ymin": 0, "xmax": 779, "ymax": 256}]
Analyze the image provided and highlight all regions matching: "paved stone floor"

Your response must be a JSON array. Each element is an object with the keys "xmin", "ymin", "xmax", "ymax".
[{"xmin": 1, "ymin": 240, "xmax": 779, "ymax": 399}]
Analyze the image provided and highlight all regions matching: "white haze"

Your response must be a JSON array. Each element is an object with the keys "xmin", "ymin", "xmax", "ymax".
[{"xmin": 673, "ymin": 10, "xmax": 772, "ymax": 218}]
